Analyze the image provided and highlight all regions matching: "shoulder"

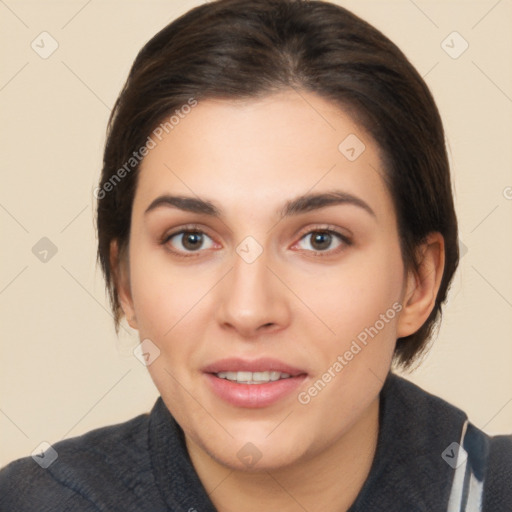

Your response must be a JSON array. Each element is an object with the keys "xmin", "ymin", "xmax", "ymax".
[
  {"xmin": 484, "ymin": 432, "xmax": 512, "ymax": 510},
  {"xmin": 0, "ymin": 410, "xmax": 153, "ymax": 512},
  {"xmin": 446, "ymin": 421, "xmax": 512, "ymax": 512},
  {"xmin": 488, "ymin": 432, "xmax": 512, "ymax": 467},
  {"xmin": 382, "ymin": 374, "xmax": 512, "ymax": 510}
]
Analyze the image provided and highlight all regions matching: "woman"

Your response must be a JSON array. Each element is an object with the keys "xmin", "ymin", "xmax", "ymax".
[{"xmin": 1, "ymin": 0, "xmax": 510, "ymax": 510}]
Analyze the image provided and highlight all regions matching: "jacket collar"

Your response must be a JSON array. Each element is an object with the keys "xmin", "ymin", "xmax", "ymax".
[
  {"xmin": 148, "ymin": 372, "xmax": 468, "ymax": 511},
  {"xmin": 349, "ymin": 372, "xmax": 467, "ymax": 511}
]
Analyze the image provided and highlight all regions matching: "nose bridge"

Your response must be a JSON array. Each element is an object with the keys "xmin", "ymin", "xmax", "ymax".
[
  {"xmin": 230, "ymin": 246, "xmax": 274, "ymax": 312},
  {"xmin": 216, "ymin": 240, "xmax": 290, "ymax": 334},
  {"xmin": 230, "ymin": 233, "xmax": 271, "ymax": 294}
]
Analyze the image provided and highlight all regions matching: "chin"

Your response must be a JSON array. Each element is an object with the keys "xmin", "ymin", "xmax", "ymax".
[
  {"xmin": 215, "ymin": 443, "xmax": 305, "ymax": 473},
  {"xmin": 202, "ymin": 425, "xmax": 313, "ymax": 472}
]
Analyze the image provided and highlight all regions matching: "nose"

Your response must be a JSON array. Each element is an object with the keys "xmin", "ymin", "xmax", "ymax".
[{"xmin": 215, "ymin": 248, "xmax": 291, "ymax": 339}]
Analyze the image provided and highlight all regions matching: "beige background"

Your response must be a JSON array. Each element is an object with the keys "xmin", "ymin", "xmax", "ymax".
[{"xmin": 1, "ymin": 0, "xmax": 511, "ymax": 467}]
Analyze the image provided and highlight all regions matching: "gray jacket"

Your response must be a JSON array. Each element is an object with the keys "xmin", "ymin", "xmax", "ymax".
[{"xmin": 1, "ymin": 373, "xmax": 510, "ymax": 511}]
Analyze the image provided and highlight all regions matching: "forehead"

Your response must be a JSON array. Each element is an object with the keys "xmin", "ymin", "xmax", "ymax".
[{"xmin": 135, "ymin": 90, "xmax": 392, "ymax": 220}]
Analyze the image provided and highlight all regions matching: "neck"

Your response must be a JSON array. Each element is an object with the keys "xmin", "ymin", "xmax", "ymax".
[{"xmin": 186, "ymin": 397, "xmax": 380, "ymax": 512}]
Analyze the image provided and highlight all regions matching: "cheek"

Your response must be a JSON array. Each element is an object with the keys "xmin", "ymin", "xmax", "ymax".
[
  {"xmin": 293, "ymin": 250, "xmax": 403, "ymax": 427},
  {"xmin": 128, "ymin": 245, "xmax": 223, "ymax": 358},
  {"xmin": 128, "ymin": 245, "xmax": 192, "ymax": 339},
  {"xmin": 128, "ymin": 252, "xmax": 206, "ymax": 396},
  {"xmin": 297, "ymin": 244, "xmax": 404, "ymax": 340}
]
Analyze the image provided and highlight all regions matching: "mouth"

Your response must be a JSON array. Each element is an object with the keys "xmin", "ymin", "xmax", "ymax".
[
  {"xmin": 215, "ymin": 370, "xmax": 293, "ymax": 384},
  {"xmin": 202, "ymin": 357, "xmax": 308, "ymax": 408}
]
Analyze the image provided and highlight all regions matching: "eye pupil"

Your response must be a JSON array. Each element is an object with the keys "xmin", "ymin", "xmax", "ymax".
[
  {"xmin": 183, "ymin": 232, "xmax": 203, "ymax": 250},
  {"xmin": 311, "ymin": 232, "xmax": 332, "ymax": 250}
]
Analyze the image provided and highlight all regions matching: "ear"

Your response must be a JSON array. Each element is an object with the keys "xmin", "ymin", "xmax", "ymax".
[
  {"xmin": 396, "ymin": 232, "xmax": 445, "ymax": 338},
  {"xmin": 110, "ymin": 240, "xmax": 138, "ymax": 330}
]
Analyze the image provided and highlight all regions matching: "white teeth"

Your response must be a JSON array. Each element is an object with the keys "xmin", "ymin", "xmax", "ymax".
[
  {"xmin": 216, "ymin": 370, "xmax": 292, "ymax": 384},
  {"xmin": 237, "ymin": 371, "xmax": 252, "ymax": 382}
]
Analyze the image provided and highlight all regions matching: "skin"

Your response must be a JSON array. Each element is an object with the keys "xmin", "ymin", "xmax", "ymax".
[{"xmin": 114, "ymin": 90, "xmax": 444, "ymax": 511}]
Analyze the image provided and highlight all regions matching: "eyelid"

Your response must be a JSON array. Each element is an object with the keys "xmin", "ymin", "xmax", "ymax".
[
  {"xmin": 160, "ymin": 223, "xmax": 352, "ymax": 257},
  {"xmin": 161, "ymin": 223, "xmax": 213, "ymax": 244},
  {"xmin": 160, "ymin": 223, "xmax": 219, "ymax": 257},
  {"xmin": 291, "ymin": 224, "xmax": 352, "ymax": 255},
  {"xmin": 295, "ymin": 223, "xmax": 352, "ymax": 242}
]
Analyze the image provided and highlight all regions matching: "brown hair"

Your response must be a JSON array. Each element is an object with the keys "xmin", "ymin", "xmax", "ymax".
[{"xmin": 97, "ymin": 0, "xmax": 459, "ymax": 369}]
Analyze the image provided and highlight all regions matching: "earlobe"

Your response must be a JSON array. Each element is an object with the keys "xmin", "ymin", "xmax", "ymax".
[
  {"xmin": 110, "ymin": 240, "xmax": 138, "ymax": 330},
  {"xmin": 396, "ymin": 233, "xmax": 445, "ymax": 338}
]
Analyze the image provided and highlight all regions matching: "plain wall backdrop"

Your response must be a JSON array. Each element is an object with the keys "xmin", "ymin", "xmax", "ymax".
[{"xmin": 0, "ymin": 0, "xmax": 511, "ymax": 467}]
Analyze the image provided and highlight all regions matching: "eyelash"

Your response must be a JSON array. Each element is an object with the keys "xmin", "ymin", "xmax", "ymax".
[{"xmin": 160, "ymin": 224, "xmax": 352, "ymax": 258}]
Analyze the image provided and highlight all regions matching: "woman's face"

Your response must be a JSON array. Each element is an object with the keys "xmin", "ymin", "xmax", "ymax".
[{"xmin": 121, "ymin": 90, "xmax": 410, "ymax": 470}]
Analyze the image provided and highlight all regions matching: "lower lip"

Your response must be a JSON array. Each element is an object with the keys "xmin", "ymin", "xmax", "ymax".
[{"xmin": 204, "ymin": 373, "xmax": 307, "ymax": 408}]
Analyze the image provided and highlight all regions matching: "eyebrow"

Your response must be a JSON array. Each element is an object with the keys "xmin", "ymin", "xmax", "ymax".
[{"xmin": 144, "ymin": 190, "xmax": 376, "ymax": 219}]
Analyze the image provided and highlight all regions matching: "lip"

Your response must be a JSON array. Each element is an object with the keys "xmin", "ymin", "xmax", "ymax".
[{"xmin": 202, "ymin": 357, "xmax": 308, "ymax": 408}]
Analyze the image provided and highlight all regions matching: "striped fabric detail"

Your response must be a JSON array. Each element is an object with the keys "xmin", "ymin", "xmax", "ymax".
[{"xmin": 447, "ymin": 420, "xmax": 490, "ymax": 512}]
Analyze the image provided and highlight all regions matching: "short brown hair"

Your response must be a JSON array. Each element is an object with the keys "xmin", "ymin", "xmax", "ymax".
[{"xmin": 97, "ymin": 0, "xmax": 459, "ymax": 369}]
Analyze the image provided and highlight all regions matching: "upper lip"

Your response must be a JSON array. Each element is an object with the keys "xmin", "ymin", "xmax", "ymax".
[{"xmin": 202, "ymin": 357, "xmax": 307, "ymax": 376}]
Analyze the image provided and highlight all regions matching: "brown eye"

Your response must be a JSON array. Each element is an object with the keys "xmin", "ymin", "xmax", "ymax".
[
  {"xmin": 296, "ymin": 229, "xmax": 349, "ymax": 253},
  {"xmin": 166, "ymin": 230, "xmax": 215, "ymax": 253},
  {"xmin": 310, "ymin": 232, "xmax": 333, "ymax": 251},
  {"xmin": 181, "ymin": 232, "xmax": 204, "ymax": 251}
]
